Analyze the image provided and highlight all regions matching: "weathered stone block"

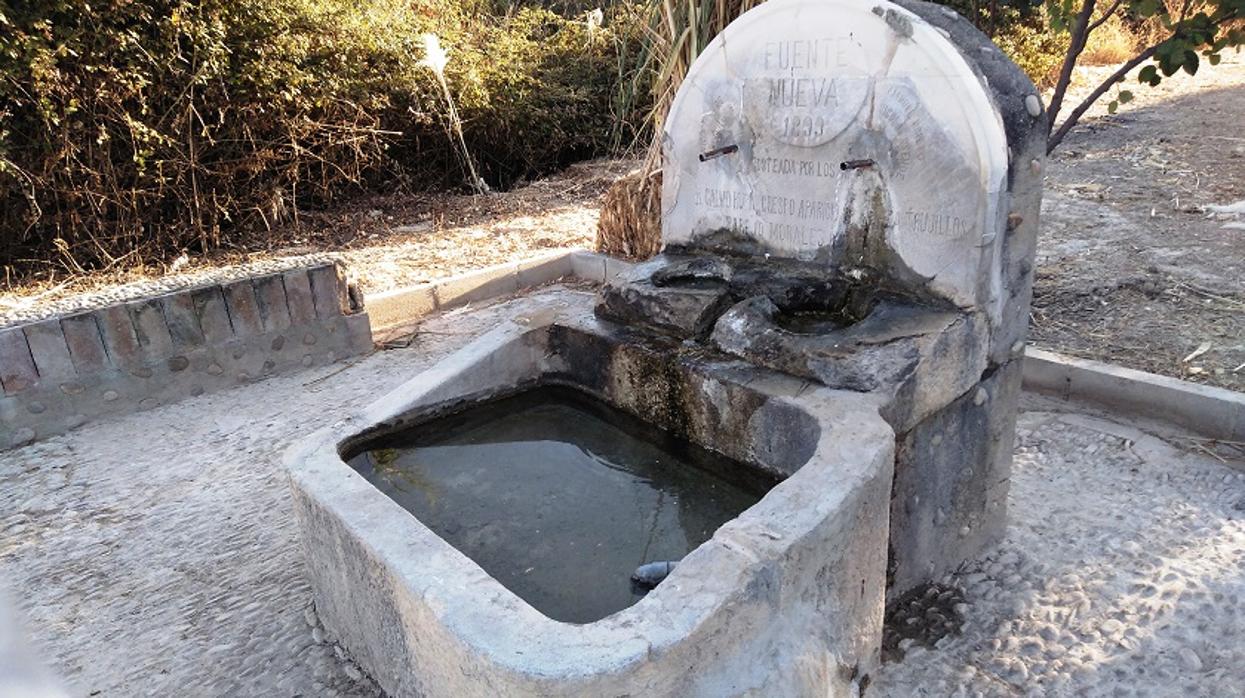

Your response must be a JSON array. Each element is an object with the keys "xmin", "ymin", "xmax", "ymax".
[
  {"xmin": 283, "ymin": 270, "xmax": 317, "ymax": 326},
  {"xmin": 887, "ymin": 359, "xmax": 1021, "ymax": 597},
  {"xmin": 23, "ymin": 319, "xmax": 77, "ymax": 382},
  {"xmin": 61, "ymin": 313, "xmax": 111, "ymax": 373},
  {"xmin": 342, "ymin": 312, "xmax": 374, "ymax": 356},
  {"xmin": 129, "ymin": 299, "xmax": 175, "ymax": 361},
  {"xmin": 192, "ymin": 288, "xmax": 234, "ymax": 344},
  {"xmin": 253, "ymin": 274, "xmax": 292, "ymax": 332},
  {"xmin": 308, "ymin": 264, "xmax": 348, "ymax": 319},
  {"xmin": 160, "ymin": 292, "xmax": 205, "ymax": 348},
  {"xmin": 97, "ymin": 304, "xmax": 142, "ymax": 368},
  {"xmin": 597, "ymin": 280, "xmax": 730, "ymax": 339},
  {"xmin": 0, "ymin": 327, "xmax": 38, "ymax": 395},
  {"xmin": 223, "ymin": 280, "xmax": 265, "ymax": 336}
]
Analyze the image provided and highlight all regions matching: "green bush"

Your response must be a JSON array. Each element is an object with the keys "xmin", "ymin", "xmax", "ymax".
[
  {"xmin": 991, "ymin": 7, "xmax": 1071, "ymax": 87},
  {"xmin": 0, "ymin": 0, "xmax": 645, "ymax": 276}
]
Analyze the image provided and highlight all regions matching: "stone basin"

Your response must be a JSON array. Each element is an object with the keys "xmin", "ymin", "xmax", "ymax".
[{"xmin": 285, "ymin": 299, "xmax": 896, "ymax": 695}]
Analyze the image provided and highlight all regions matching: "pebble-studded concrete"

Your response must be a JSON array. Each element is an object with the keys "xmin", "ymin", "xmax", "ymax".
[
  {"xmin": 873, "ymin": 409, "xmax": 1245, "ymax": 697},
  {"xmin": 1, "ymin": 287, "xmax": 1242, "ymax": 696}
]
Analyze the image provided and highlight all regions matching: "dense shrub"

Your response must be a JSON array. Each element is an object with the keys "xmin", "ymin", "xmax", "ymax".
[{"xmin": 0, "ymin": 0, "xmax": 645, "ymax": 276}]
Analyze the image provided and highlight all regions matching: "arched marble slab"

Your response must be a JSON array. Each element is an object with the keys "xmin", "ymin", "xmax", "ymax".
[{"xmin": 660, "ymin": 0, "xmax": 1011, "ymax": 311}]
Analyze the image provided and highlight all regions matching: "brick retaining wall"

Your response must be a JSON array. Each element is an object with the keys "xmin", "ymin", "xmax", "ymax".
[{"xmin": 0, "ymin": 263, "xmax": 372, "ymax": 450}]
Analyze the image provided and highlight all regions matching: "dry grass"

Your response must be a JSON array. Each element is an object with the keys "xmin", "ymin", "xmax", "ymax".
[
  {"xmin": 1080, "ymin": 14, "xmax": 1140, "ymax": 65},
  {"xmin": 596, "ymin": 0, "xmax": 763, "ymax": 257},
  {"xmin": 597, "ymin": 167, "xmax": 662, "ymax": 259}
]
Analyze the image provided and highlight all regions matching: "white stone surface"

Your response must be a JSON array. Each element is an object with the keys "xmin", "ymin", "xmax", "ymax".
[
  {"xmin": 0, "ymin": 289, "xmax": 1240, "ymax": 696},
  {"xmin": 661, "ymin": 0, "xmax": 1010, "ymax": 308}
]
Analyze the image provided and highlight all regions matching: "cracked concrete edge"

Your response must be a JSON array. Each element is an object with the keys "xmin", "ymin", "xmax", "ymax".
[{"xmin": 1022, "ymin": 347, "xmax": 1245, "ymax": 442}]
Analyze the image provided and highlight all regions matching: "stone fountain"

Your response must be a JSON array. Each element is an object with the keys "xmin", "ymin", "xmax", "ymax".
[{"xmin": 285, "ymin": 0, "xmax": 1044, "ymax": 693}]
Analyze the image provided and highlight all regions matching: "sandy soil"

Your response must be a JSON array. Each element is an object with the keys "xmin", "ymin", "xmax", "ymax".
[{"xmin": 1, "ymin": 57, "xmax": 1241, "ymax": 388}]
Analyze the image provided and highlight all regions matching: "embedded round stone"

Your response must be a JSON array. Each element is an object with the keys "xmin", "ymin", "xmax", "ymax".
[
  {"xmin": 189, "ymin": 385, "xmax": 205, "ymax": 397},
  {"xmin": 301, "ymin": 355, "xmax": 314, "ymax": 367},
  {"xmin": 206, "ymin": 363, "xmax": 224, "ymax": 376},
  {"xmin": 303, "ymin": 333, "xmax": 318, "ymax": 346},
  {"xmin": 65, "ymin": 414, "xmax": 87, "ymax": 428},
  {"xmin": 262, "ymin": 360, "xmax": 276, "ymax": 373},
  {"xmin": 1025, "ymin": 94, "xmax": 1043, "ymax": 117},
  {"xmin": 167, "ymin": 355, "xmax": 190, "ymax": 372},
  {"xmin": 271, "ymin": 336, "xmax": 286, "ymax": 352},
  {"xmin": 132, "ymin": 366, "xmax": 154, "ymax": 379},
  {"xmin": 232, "ymin": 346, "xmax": 247, "ymax": 360},
  {"xmin": 27, "ymin": 401, "xmax": 46, "ymax": 415},
  {"xmin": 139, "ymin": 397, "xmax": 158, "ymax": 410},
  {"xmin": 974, "ymin": 388, "xmax": 989, "ymax": 406},
  {"xmin": 237, "ymin": 372, "xmax": 251, "ymax": 384},
  {"xmin": 102, "ymin": 390, "xmax": 120, "ymax": 402},
  {"xmin": 13, "ymin": 427, "xmax": 35, "ymax": 445}
]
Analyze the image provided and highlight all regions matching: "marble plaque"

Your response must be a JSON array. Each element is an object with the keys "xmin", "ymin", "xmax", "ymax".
[{"xmin": 661, "ymin": 0, "xmax": 1010, "ymax": 308}]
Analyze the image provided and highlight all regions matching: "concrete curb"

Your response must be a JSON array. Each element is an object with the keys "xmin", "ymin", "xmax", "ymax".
[
  {"xmin": 366, "ymin": 249, "xmax": 636, "ymax": 331},
  {"xmin": 1023, "ymin": 347, "xmax": 1245, "ymax": 442}
]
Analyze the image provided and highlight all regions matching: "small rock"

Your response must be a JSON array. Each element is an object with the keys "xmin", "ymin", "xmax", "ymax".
[
  {"xmin": 1178, "ymin": 647, "xmax": 1203, "ymax": 672},
  {"xmin": 1025, "ymin": 94, "xmax": 1043, "ymax": 117}
]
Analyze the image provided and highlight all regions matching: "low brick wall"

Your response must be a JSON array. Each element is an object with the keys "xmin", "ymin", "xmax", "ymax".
[{"xmin": 0, "ymin": 263, "xmax": 372, "ymax": 450}]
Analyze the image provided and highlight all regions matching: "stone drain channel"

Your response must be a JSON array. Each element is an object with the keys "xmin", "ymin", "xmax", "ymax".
[{"xmin": 1, "ymin": 289, "xmax": 1241, "ymax": 697}]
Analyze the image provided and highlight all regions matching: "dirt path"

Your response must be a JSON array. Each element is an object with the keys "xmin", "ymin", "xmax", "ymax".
[{"xmin": 1035, "ymin": 53, "xmax": 1245, "ymax": 390}]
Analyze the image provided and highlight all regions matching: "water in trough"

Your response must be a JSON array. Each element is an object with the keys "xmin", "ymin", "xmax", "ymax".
[{"xmin": 347, "ymin": 385, "xmax": 777, "ymax": 624}]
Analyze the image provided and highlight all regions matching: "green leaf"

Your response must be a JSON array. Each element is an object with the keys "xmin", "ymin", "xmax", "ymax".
[
  {"xmin": 1183, "ymin": 49, "xmax": 1200, "ymax": 75},
  {"xmin": 1138, "ymin": 65, "xmax": 1158, "ymax": 84},
  {"xmin": 1208, "ymin": 52, "xmax": 1221, "ymax": 66},
  {"xmin": 1118, "ymin": 90, "xmax": 1133, "ymax": 103},
  {"xmin": 1108, "ymin": 100, "xmax": 1119, "ymax": 114}
]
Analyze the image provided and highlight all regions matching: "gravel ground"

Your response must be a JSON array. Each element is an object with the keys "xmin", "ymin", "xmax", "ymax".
[{"xmin": 2, "ymin": 288, "xmax": 1242, "ymax": 696}]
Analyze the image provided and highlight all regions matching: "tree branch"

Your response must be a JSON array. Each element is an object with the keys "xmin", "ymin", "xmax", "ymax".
[
  {"xmin": 1087, "ymin": 0, "xmax": 1126, "ymax": 33},
  {"xmin": 1047, "ymin": 44, "xmax": 1160, "ymax": 153},
  {"xmin": 1047, "ymin": 0, "xmax": 1099, "ymax": 133}
]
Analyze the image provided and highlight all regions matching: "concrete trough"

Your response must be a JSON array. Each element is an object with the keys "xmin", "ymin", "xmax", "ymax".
[{"xmin": 285, "ymin": 301, "xmax": 895, "ymax": 696}]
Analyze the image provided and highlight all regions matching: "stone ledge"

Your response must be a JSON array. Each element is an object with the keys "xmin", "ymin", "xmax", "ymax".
[
  {"xmin": 367, "ymin": 251, "xmax": 1242, "ymax": 446},
  {"xmin": 1, "ymin": 262, "xmax": 370, "ymax": 450},
  {"xmin": 1022, "ymin": 347, "xmax": 1245, "ymax": 442}
]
